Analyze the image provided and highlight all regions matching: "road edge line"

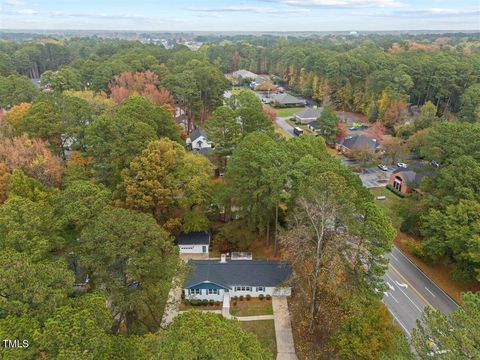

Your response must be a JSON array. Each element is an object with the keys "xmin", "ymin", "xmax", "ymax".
[{"xmin": 393, "ymin": 246, "xmax": 460, "ymax": 308}]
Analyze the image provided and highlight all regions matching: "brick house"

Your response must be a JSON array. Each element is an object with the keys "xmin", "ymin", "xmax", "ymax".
[{"xmin": 389, "ymin": 169, "xmax": 426, "ymax": 194}]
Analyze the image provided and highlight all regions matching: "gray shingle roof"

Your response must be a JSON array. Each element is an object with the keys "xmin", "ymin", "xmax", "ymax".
[
  {"xmin": 177, "ymin": 231, "xmax": 211, "ymax": 246},
  {"xmin": 232, "ymin": 69, "xmax": 258, "ymax": 79},
  {"xmin": 190, "ymin": 128, "xmax": 208, "ymax": 142},
  {"xmin": 392, "ymin": 163, "xmax": 436, "ymax": 184},
  {"xmin": 294, "ymin": 107, "xmax": 323, "ymax": 120},
  {"xmin": 341, "ymin": 135, "xmax": 378, "ymax": 151},
  {"xmin": 195, "ymin": 147, "xmax": 213, "ymax": 156},
  {"xmin": 392, "ymin": 169, "xmax": 425, "ymax": 184},
  {"xmin": 185, "ymin": 260, "xmax": 291, "ymax": 289},
  {"xmin": 272, "ymin": 93, "xmax": 305, "ymax": 105}
]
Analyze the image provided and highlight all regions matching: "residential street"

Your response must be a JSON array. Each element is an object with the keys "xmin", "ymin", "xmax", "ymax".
[
  {"xmin": 275, "ymin": 117, "xmax": 459, "ymax": 336},
  {"xmin": 383, "ymin": 247, "xmax": 458, "ymax": 336}
]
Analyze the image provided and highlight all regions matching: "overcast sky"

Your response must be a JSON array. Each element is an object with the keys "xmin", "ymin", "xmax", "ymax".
[{"xmin": 1, "ymin": 0, "xmax": 479, "ymax": 31}]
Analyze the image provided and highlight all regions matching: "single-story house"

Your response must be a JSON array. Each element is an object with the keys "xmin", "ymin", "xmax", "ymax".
[
  {"xmin": 184, "ymin": 259, "xmax": 291, "ymax": 301},
  {"xmin": 232, "ymin": 69, "xmax": 259, "ymax": 81},
  {"xmin": 187, "ymin": 128, "xmax": 212, "ymax": 151},
  {"xmin": 294, "ymin": 107, "xmax": 323, "ymax": 124},
  {"xmin": 271, "ymin": 93, "xmax": 306, "ymax": 108},
  {"xmin": 338, "ymin": 135, "xmax": 378, "ymax": 153},
  {"xmin": 177, "ymin": 231, "xmax": 211, "ymax": 254},
  {"xmin": 389, "ymin": 167, "xmax": 431, "ymax": 194}
]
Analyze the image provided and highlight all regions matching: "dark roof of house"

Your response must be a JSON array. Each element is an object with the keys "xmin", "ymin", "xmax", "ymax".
[
  {"xmin": 272, "ymin": 93, "xmax": 304, "ymax": 105},
  {"xmin": 392, "ymin": 164, "xmax": 436, "ymax": 184},
  {"xmin": 195, "ymin": 147, "xmax": 213, "ymax": 156},
  {"xmin": 294, "ymin": 107, "xmax": 323, "ymax": 119},
  {"xmin": 341, "ymin": 135, "xmax": 378, "ymax": 151},
  {"xmin": 177, "ymin": 231, "xmax": 211, "ymax": 246},
  {"xmin": 190, "ymin": 128, "xmax": 208, "ymax": 142},
  {"xmin": 185, "ymin": 260, "xmax": 291, "ymax": 289},
  {"xmin": 392, "ymin": 169, "xmax": 425, "ymax": 184}
]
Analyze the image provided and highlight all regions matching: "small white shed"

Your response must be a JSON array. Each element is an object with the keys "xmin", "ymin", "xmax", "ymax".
[{"xmin": 177, "ymin": 231, "xmax": 211, "ymax": 254}]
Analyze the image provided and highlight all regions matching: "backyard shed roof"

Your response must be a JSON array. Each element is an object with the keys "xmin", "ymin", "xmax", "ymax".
[{"xmin": 177, "ymin": 231, "xmax": 211, "ymax": 246}]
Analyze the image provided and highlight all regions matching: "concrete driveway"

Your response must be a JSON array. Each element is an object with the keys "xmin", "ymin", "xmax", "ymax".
[
  {"xmin": 276, "ymin": 117, "xmax": 295, "ymax": 137},
  {"xmin": 272, "ymin": 296, "xmax": 298, "ymax": 360}
]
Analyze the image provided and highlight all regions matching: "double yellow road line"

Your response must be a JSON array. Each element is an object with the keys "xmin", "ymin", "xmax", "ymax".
[{"xmin": 389, "ymin": 264, "xmax": 435, "ymax": 310}]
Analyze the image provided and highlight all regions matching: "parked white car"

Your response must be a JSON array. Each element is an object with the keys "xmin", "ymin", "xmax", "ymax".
[
  {"xmin": 397, "ymin": 162, "xmax": 408, "ymax": 168},
  {"xmin": 378, "ymin": 164, "xmax": 388, "ymax": 171}
]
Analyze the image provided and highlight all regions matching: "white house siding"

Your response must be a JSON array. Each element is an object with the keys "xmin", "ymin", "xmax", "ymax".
[
  {"xmin": 178, "ymin": 244, "xmax": 209, "ymax": 254},
  {"xmin": 230, "ymin": 286, "xmax": 290, "ymax": 297},
  {"xmin": 191, "ymin": 136, "xmax": 212, "ymax": 150},
  {"xmin": 184, "ymin": 286, "xmax": 292, "ymax": 301},
  {"xmin": 185, "ymin": 289, "xmax": 224, "ymax": 301}
]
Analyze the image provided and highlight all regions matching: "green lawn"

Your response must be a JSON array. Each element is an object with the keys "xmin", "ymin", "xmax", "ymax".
[
  {"xmin": 230, "ymin": 300, "xmax": 273, "ymax": 316},
  {"xmin": 369, "ymin": 187, "xmax": 406, "ymax": 228},
  {"xmin": 266, "ymin": 105, "xmax": 304, "ymax": 118},
  {"xmin": 240, "ymin": 320, "xmax": 277, "ymax": 358}
]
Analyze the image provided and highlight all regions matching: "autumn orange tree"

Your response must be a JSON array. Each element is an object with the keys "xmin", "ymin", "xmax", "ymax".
[
  {"xmin": 4, "ymin": 102, "xmax": 31, "ymax": 129},
  {"xmin": 108, "ymin": 70, "xmax": 175, "ymax": 112},
  {"xmin": 0, "ymin": 134, "xmax": 62, "ymax": 187}
]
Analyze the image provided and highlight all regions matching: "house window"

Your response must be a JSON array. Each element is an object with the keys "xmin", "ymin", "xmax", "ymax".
[
  {"xmin": 190, "ymin": 289, "xmax": 201, "ymax": 295},
  {"xmin": 257, "ymin": 287, "xmax": 265, "ymax": 292},
  {"xmin": 235, "ymin": 286, "xmax": 251, "ymax": 291},
  {"xmin": 237, "ymin": 286, "xmax": 251, "ymax": 292},
  {"xmin": 208, "ymin": 289, "xmax": 218, "ymax": 295}
]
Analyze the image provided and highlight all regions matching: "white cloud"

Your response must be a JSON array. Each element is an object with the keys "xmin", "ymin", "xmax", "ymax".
[
  {"xmin": 16, "ymin": 8, "xmax": 37, "ymax": 14},
  {"xmin": 0, "ymin": 8, "xmax": 37, "ymax": 15},
  {"xmin": 263, "ymin": 0, "xmax": 404, "ymax": 8},
  {"xmin": 188, "ymin": 6, "xmax": 309, "ymax": 14},
  {"xmin": 393, "ymin": 7, "xmax": 480, "ymax": 17},
  {"xmin": 4, "ymin": 0, "xmax": 28, "ymax": 6}
]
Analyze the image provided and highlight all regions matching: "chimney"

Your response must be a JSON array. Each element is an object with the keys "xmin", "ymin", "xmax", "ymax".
[{"xmin": 220, "ymin": 254, "xmax": 227, "ymax": 263}]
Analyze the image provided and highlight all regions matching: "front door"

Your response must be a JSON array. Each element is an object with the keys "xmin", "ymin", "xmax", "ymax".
[{"xmin": 202, "ymin": 246, "xmax": 207, "ymax": 253}]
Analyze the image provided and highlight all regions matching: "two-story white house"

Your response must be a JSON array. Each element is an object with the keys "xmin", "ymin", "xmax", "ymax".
[{"xmin": 184, "ymin": 258, "xmax": 292, "ymax": 302}]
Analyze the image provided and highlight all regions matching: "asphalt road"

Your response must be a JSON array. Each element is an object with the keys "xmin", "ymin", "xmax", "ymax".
[
  {"xmin": 275, "ymin": 117, "xmax": 459, "ymax": 336},
  {"xmin": 383, "ymin": 247, "xmax": 458, "ymax": 336}
]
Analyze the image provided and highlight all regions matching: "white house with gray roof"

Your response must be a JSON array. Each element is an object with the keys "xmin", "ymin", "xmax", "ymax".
[
  {"xmin": 184, "ymin": 259, "xmax": 292, "ymax": 301},
  {"xmin": 188, "ymin": 128, "xmax": 212, "ymax": 151}
]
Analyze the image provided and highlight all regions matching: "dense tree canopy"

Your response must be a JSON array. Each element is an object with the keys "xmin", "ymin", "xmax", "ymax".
[
  {"xmin": 0, "ymin": 74, "xmax": 39, "ymax": 108},
  {"xmin": 121, "ymin": 138, "xmax": 213, "ymax": 232},
  {"xmin": 0, "ymin": 33, "xmax": 477, "ymax": 359},
  {"xmin": 412, "ymin": 292, "xmax": 480, "ymax": 359}
]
